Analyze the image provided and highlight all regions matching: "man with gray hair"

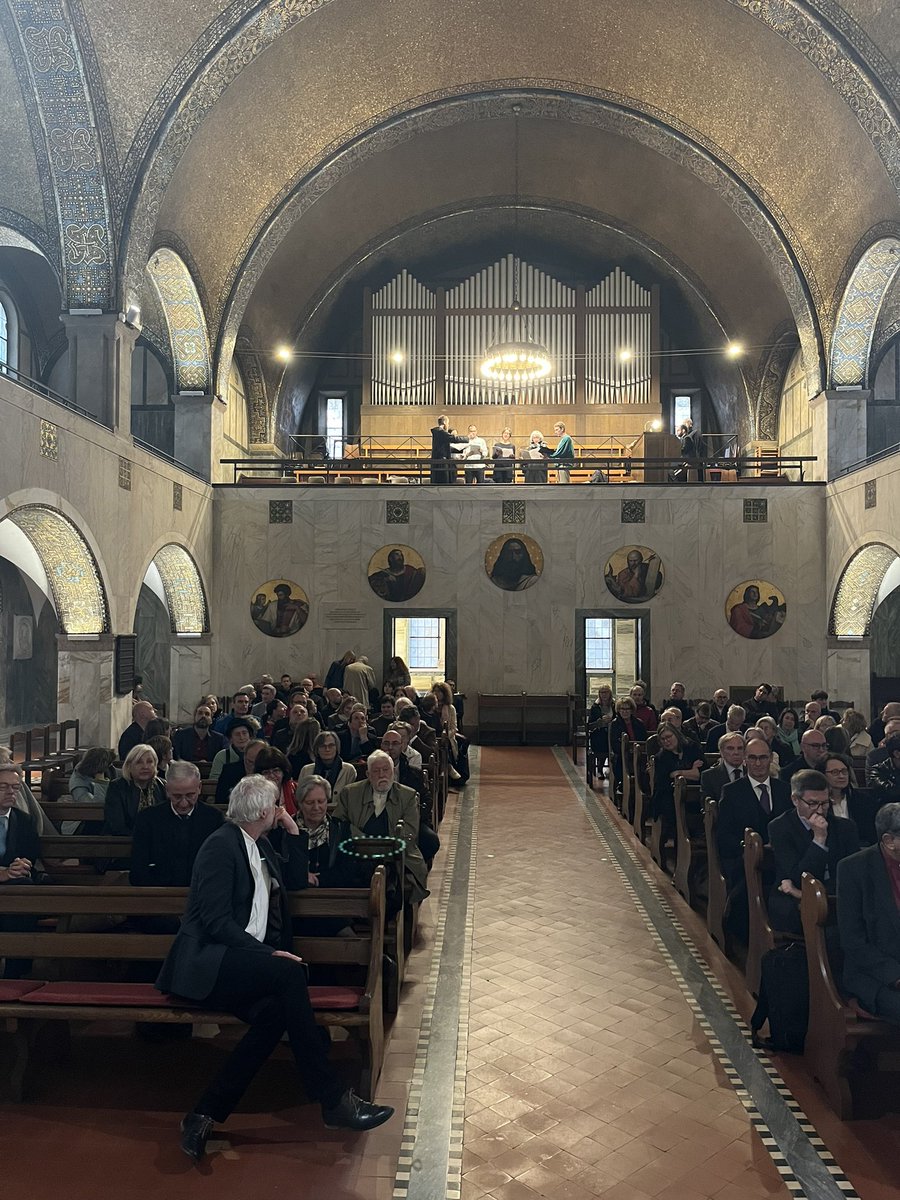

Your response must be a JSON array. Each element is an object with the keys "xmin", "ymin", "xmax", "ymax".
[
  {"xmin": 705, "ymin": 703, "xmax": 747, "ymax": 752},
  {"xmin": 156, "ymin": 774, "xmax": 393, "ymax": 1161},
  {"xmin": 837, "ymin": 802, "xmax": 900, "ymax": 1024},
  {"xmin": 700, "ymin": 733, "xmax": 746, "ymax": 802},
  {"xmin": 130, "ymin": 760, "xmax": 224, "ymax": 888}
]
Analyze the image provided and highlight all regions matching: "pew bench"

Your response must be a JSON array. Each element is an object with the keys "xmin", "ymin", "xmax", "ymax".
[
  {"xmin": 0, "ymin": 870, "xmax": 386, "ymax": 1102},
  {"xmin": 673, "ymin": 780, "xmax": 705, "ymax": 906},
  {"xmin": 704, "ymin": 799, "xmax": 731, "ymax": 950},
  {"xmin": 743, "ymin": 830, "xmax": 798, "ymax": 999}
]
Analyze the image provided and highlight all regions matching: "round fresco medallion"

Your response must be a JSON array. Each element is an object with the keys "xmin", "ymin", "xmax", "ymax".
[
  {"xmin": 367, "ymin": 544, "xmax": 426, "ymax": 602},
  {"xmin": 250, "ymin": 579, "xmax": 309, "ymax": 637},
  {"xmin": 604, "ymin": 546, "xmax": 664, "ymax": 604},
  {"xmin": 485, "ymin": 534, "xmax": 544, "ymax": 591},
  {"xmin": 725, "ymin": 580, "xmax": 786, "ymax": 639}
]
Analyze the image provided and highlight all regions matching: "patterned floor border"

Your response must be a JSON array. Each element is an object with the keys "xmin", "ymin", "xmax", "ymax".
[
  {"xmin": 392, "ymin": 748, "xmax": 479, "ymax": 1200},
  {"xmin": 554, "ymin": 749, "xmax": 861, "ymax": 1200}
]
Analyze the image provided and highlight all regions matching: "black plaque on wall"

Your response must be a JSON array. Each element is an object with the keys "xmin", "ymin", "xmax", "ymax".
[{"xmin": 115, "ymin": 635, "xmax": 137, "ymax": 696}]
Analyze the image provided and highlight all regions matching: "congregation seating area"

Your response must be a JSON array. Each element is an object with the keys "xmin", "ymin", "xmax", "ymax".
[{"xmin": 582, "ymin": 686, "xmax": 900, "ymax": 1123}]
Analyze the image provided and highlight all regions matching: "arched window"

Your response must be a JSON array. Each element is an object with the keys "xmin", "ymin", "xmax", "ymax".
[
  {"xmin": 0, "ymin": 286, "xmax": 19, "ymax": 373},
  {"xmin": 225, "ymin": 362, "xmax": 249, "ymax": 450},
  {"xmin": 777, "ymin": 349, "xmax": 811, "ymax": 452}
]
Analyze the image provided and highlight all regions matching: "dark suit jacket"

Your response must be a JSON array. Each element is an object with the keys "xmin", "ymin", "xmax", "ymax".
[
  {"xmin": 837, "ymin": 845, "xmax": 900, "ymax": 1012},
  {"xmin": 608, "ymin": 717, "xmax": 647, "ymax": 764},
  {"xmin": 769, "ymin": 807, "xmax": 860, "ymax": 893},
  {"xmin": 104, "ymin": 776, "xmax": 166, "ymax": 835},
  {"xmin": 171, "ymin": 726, "xmax": 226, "ymax": 763},
  {"xmin": 701, "ymin": 762, "xmax": 743, "ymax": 802},
  {"xmin": 779, "ymin": 755, "xmax": 824, "ymax": 784},
  {"xmin": 0, "ymin": 806, "xmax": 41, "ymax": 880},
  {"xmin": 215, "ymin": 759, "xmax": 247, "ymax": 806},
  {"xmin": 716, "ymin": 775, "xmax": 791, "ymax": 885},
  {"xmin": 338, "ymin": 730, "xmax": 378, "ymax": 761},
  {"xmin": 117, "ymin": 721, "xmax": 147, "ymax": 761},
  {"xmin": 155, "ymin": 821, "xmax": 308, "ymax": 1001},
  {"xmin": 130, "ymin": 800, "xmax": 225, "ymax": 887}
]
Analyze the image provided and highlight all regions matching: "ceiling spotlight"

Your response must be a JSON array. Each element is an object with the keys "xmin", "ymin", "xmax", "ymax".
[
  {"xmin": 726, "ymin": 341, "xmax": 744, "ymax": 358},
  {"xmin": 275, "ymin": 345, "xmax": 293, "ymax": 362},
  {"xmin": 391, "ymin": 350, "xmax": 404, "ymax": 364},
  {"xmin": 618, "ymin": 348, "xmax": 632, "ymax": 362}
]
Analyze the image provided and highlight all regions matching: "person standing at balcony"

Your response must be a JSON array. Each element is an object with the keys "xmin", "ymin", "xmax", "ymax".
[{"xmin": 540, "ymin": 421, "xmax": 575, "ymax": 483}]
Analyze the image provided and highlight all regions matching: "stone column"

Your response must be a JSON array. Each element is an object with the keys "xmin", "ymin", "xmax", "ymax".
[
  {"xmin": 169, "ymin": 637, "xmax": 212, "ymax": 725},
  {"xmin": 60, "ymin": 313, "xmax": 139, "ymax": 434},
  {"xmin": 826, "ymin": 638, "xmax": 870, "ymax": 712},
  {"xmin": 173, "ymin": 393, "xmax": 226, "ymax": 481},
  {"xmin": 810, "ymin": 390, "xmax": 870, "ymax": 481},
  {"xmin": 57, "ymin": 634, "xmax": 131, "ymax": 747}
]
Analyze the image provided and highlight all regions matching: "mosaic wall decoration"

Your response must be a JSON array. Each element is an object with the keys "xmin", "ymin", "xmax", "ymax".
[
  {"xmin": 269, "ymin": 499, "xmax": 293, "ymax": 524},
  {"xmin": 153, "ymin": 543, "xmax": 209, "ymax": 634},
  {"xmin": 743, "ymin": 498, "xmax": 768, "ymax": 523},
  {"xmin": 118, "ymin": 457, "xmax": 132, "ymax": 490},
  {"xmin": 5, "ymin": 2, "xmax": 113, "ymax": 308},
  {"xmin": 40, "ymin": 419, "xmax": 58, "ymax": 460},
  {"xmin": 502, "ymin": 499, "xmax": 526, "ymax": 525},
  {"xmin": 6, "ymin": 504, "xmax": 108, "ymax": 634},
  {"xmin": 621, "ymin": 499, "xmax": 645, "ymax": 524},
  {"xmin": 173, "ymin": 481, "xmax": 183, "ymax": 511},
  {"xmin": 146, "ymin": 247, "xmax": 211, "ymax": 392},
  {"xmin": 864, "ymin": 479, "xmax": 877, "ymax": 510},
  {"xmin": 725, "ymin": 580, "xmax": 786, "ymax": 640},
  {"xmin": 485, "ymin": 534, "xmax": 543, "ymax": 592},
  {"xmin": 829, "ymin": 543, "xmax": 897, "ymax": 637},
  {"xmin": 386, "ymin": 499, "xmax": 409, "ymax": 524},
  {"xmin": 251, "ymin": 579, "xmax": 309, "ymax": 637},
  {"xmin": 367, "ymin": 544, "xmax": 425, "ymax": 602},
  {"xmin": 604, "ymin": 545, "xmax": 663, "ymax": 604},
  {"xmin": 830, "ymin": 238, "xmax": 900, "ymax": 387}
]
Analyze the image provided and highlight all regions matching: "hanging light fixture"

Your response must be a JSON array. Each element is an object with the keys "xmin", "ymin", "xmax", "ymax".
[{"xmin": 480, "ymin": 104, "xmax": 553, "ymax": 385}]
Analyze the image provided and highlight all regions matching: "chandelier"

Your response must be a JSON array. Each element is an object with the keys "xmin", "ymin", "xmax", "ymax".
[{"xmin": 480, "ymin": 105, "xmax": 553, "ymax": 385}]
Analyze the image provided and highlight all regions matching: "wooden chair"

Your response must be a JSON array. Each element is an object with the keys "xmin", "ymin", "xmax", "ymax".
[
  {"xmin": 800, "ymin": 873, "xmax": 900, "ymax": 1119},
  {"xmin": 673, "ymin": 780, "xmax": 705, "ymax": 905},
  {"xmin": 704, "ymin": 799, "xmax": 730, "ymax": 950}
]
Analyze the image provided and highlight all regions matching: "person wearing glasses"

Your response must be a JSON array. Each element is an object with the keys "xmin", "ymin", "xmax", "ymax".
[
  {"xmin": 717, "ymin": 741, "xmax": 791, "ymax": 889},
  {"xmin": 767, "ymin": 769, "xmax": 860, "ymax": 934},
  {"xmin": 823, "ymin": 753, "xmax": 878, "ymax": 846},
  {"xmin": 778, "ymin": 728, "xmax": 829, "ymax": 783}
]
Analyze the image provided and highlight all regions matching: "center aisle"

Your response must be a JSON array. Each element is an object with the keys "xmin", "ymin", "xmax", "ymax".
[{"xmin": 460, "ymin": 747, "xmax": 795, "ymax": 1200}]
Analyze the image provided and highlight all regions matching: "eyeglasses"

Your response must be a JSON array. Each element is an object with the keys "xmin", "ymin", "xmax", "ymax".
[
  {"xmin": 0, "ymin": 782, "xmax": 19, "ymax": 793},
  {"xmin": 825, "ymin": 767, "xmax": 849, "ymax": 776},
  {"xmin": 799, "ymin": 799, "xmax": 830, "ymax": 810}
]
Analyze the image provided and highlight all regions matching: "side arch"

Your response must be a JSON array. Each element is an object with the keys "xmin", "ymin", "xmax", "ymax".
[
  {"xmin": 147, "ymin": 543, "xmax": 210, "ymax": 635},
  {"xmin": 830, "ymin": 238, "xmax": 900, "ymax": 387},
  {"xmin": 146, "ymin": 248, "xmax": 211, "ymax": 392},
  {"xmin": 0, "ymin": 503, "xmax": 109, "ymax": 634},
  {"xmin": 829, "ymin": 542, "xmax": 900, "ymax": 637}
]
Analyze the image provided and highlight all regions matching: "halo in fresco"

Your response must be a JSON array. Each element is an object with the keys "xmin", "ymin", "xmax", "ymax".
[
  {"xmin": 604, "ymin": 546, "xmax": 664, "ymax": 603},
  {"xmin": 725, "ymin": 580, "xmax": 786, "ymax": 639},
  {"xmin": 485, "ymin": 534, "xmax": 544, "ymax": 591},
  {"xmin": 251, "ymin": 579, "xmax": 309, "ymax": 637},
  {"xmin": 367, "ymin": 544, "xmax": 426, "ymax": 602}
]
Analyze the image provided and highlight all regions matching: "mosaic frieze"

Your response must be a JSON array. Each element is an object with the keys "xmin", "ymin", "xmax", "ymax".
[
  {"xmin": 7, "ymin": 504, "xmax": 108, "ymax": 634},
  {"xmin": 154, "ymin": 543, "xmax": 209, "ymax": 634},
  {"xmin": 830, "ymin": 542, "xmax": 896, "ymax": 637}
]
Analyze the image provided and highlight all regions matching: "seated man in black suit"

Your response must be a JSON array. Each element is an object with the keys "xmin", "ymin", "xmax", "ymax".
[
  {"xmin": 171, "ymin": 703, "xmax": 227, "ymax": 765},
  {"xmin": 865, "ymin": 716, "xmax": 900, "ymax": 783},
  {"xmin": 768, "ymin": 769, "xmax": 860, "ymax": 935},
  {"xmin": 701, "ymin": 733, "xmax": 746, "ymax": 802},
  {"xmin": 716, "ymin": 741, "xmax": 791, "ymax": 888},
  {"xmin": 370, "ymin": 697, "xmax": 396, "ymax": 740},
  {"xmin": 705, "ymin": 704, "xmax": 747, "ymax": 752},
  {"xmin": 660, "ymin": 682, "xmax": 694, "ymax": 722},
  {"xmin": 130, "ymin": 761, "xmax": 224, "ymax": 889},
  {"xmin": 215, "ymin": 738, "xmax": 266, "ymax": 805},
  {"xmin": 779, "ymin": 728, "xmax": 828, "ymax": 783},
  {"xmin": 837, "ymin": 802, "xmax": 900, "ymax": 1024},
  {"xmin": 156, "ymin": 774, "xmax": 393, "ymax": 1161},
  {"xmin": 0, "ymin": 762, "xmax": 43, "ymax": 977}
]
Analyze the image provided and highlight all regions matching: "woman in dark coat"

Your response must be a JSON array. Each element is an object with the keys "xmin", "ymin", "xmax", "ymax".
[
  {"xmin": 649, "ymin": 723, "xmax": 703, "ymax": 842},
  {"xmin": 104, "ymin": 743, "xmax": 165, "ymax": 835},
  {"xmin": 608, "ymin": 697, "xmax": 648, "ymax": 799}
]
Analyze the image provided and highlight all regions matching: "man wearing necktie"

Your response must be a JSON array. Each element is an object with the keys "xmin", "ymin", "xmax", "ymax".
[
  {"xmin": 717, "ymin": 741, "xmax": 792, "ymax": 888},
  {"xmin": 700, "ymin": 733, "xmax": 746, "ymax": 803}
]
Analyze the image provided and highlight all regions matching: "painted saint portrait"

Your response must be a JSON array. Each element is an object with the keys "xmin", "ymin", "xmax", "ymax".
[
  {"xmin": 604, "ymin": 546, "xmax": 664, "ymax": 604},
  {"xmin": 251, "ymin": 579, "xmax": 310, "ymax": 637},
  {"xmin": 485, "ymin": 534, "xmax": 544, "ymax": 592},
  {"xmin": 367, "ymin": 545, "xmax": 426, "ymax": 602},
  {"xmin": 725, "ymin": 581, "xmax": 786, "ymax": 640}
]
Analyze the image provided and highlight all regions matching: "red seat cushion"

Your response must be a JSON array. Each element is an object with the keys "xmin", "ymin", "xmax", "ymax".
[
  {"xmin": 20, "ymin": 982, "xmax": 191, "ymax": 1007},
  {"xmin": 308, "ymin": 985, "xmax": 364, "ymax": 1010},
  {"xmin": 0, "ymin": 980, "xmax": 46, "ymax": 1001}
]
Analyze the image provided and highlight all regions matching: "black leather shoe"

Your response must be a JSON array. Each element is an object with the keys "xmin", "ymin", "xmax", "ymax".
[
  {"xmin": 180, "ymin": 1112, "xmax": 215, "ymax": 1161},
  {"xmin": 322, "ymin": 1090, "xmax": 394, "ymax": 1131}
]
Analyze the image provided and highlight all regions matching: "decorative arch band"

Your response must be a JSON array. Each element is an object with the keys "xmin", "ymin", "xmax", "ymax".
[
  {"xmin": 152, "ymin": 543, "xmax": 209, "ymax": 635},
  {"xmin": 830, "ymin": 238, "xmax": 900, "ymax": 387},
  {"xmin": 829, "ymin": 541, "xmax": 898, "ymax": 637},
  {"xmin": 146, "ymin": 248, "xmax": 211, "ymax": 392}
]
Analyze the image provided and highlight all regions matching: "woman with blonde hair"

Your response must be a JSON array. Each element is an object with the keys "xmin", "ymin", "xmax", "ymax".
[
  {"xmin": 433, "ymin": 681, "xmax": 469, "ymax": 785},
  {"xmin": 103, "ymin": 743, "xmax": 164, "ymax": 835},
  {"xmin": 841, "ymin": 708, "xmax": 873, "ymax": 759}
]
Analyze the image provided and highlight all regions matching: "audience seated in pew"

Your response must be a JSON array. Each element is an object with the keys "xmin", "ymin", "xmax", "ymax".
[
  {"xmin": 332, "ymin": 750, "xmax": 430, "ymax": 904},
  {"xmin": 338, "ymin": 707, "xmax": 379, "ymax": 763},
  {"xmin": 394, "ymin": 700, "xmax": 437, "ymax": 760},
  {"xmin": 211, "ymin": 690, "xmax": 253, "ymax": 736},
  {"xmin": 609, "ymin": 697, "xmax": 647, "ymax": 794},
  {"xmin": 744, "ymin": 683, "xmax": 780, "ymax": 723},
  {"xmin": 0, "ymin": 746, "xmax": 54, "ymax": 835},
  {"xmin": 254, "ymin": 746, "xmax": 297, "ymax": 813},
  {"xmin": 147, "ymin": 735, "xmax": 173, "ymax": 777},
  {"xmin": 215, "ymin": 738, "xmax": 266, "ymax": 805},
  {"xmin": 837, "ymin": 802, "xmax": 900, "ymax": 1025},
  {"xmin": 865, "ymin": 716, "xmax": 900, "ymax": 782},
  {"xmin": 705, "ymin": 704, "xmax": 747, "ymax": 752},
  {"xmin": 130, "ymin": 760, "xmax": 224, "ymax": 890},
  {"xmin": 779, "ymin": 728, "xmax": 829, "ymax": 783},
  {"xmin": 68, "ymin": 746, "xmax": 118, "ymax": 807},
  {"xmin": 716, "ymin": 741, "xmax": 791, "ymax": 890},
  {"xmin": 709, "ymin": 689, "xmax": 730, "ymax": 726},
  {"xmin": 817, "ymin": 713, "xmax": 849, "ymax": 755},
  {"xmin": 298, "ymin": 731, "xmax": 357, "ymax": 802},
  {"xmin": 629, "ymin": 681, "xmax": 658, "ymax": 732},
  {"xmin": 773, "ymin": 707, "xmax": 801, "ymax": 764},
  {"xmin": 390, "ymin": 720, "xmax": 422, "ymax": 771},
  {"xmin": 648, "ymin": 723, "xmax": 703, "ymax": 846},
  {"xmin": 659, "ymin": 681, "xmax": 694, "ymax": 722},
  {"xmin": 117, "ymin": 700, "xmax": 158, "ymax": 761},
  {"xmin": 370, "ymin": 697, "xmax": 397, "ymax": 740},
  {"xmin": 683, "ymin": 702, "xmax": 714, "ymax": 746},
  {"xmin": 824, "ymin": 753, "xmax": 879, "ymax": 845},
  {"xmin": 841, "ymin": 708, "xmax": 873, "ymax": 759},
  {"xmin": 587, "ymin": 685, "xmax": 615, "ymax": 776},
  {"xmin": 272, "ymin": 702, "xmax": 321, "ymax": 776},
  {"xmin": 768, "ymin": 768, "xmax": 860, "ymax": 935},
  {"xmin": 380, "ymin": 726, "xmax": 440, "ymax": 868},
  {"xmin": 0, "ymin": 759, "xmax": 43, "ymax": 978},
  {"xmin": 171, "ymin": 703, "xmax": 226, "ymax": 764},
  {"xmin": 104, "ymin": 743, "xmax": 166, "ymax": 836},
  {"xmin": 869, "ymin": 734, "xmax": 900, "ymax": 801},
  {"xmin": 210, "ymin": 718, "xmax": 255, "ymax": 781},
  {"xmin": 327, "ymin": 695, "xmax": 358, "ymax": 733},
  {"xmin": 293, "ymin": 775, "xmax": 356, "ymax": 890},
  {"xmin": 700, "ymin": 733, "xmax": 746, "ymax": 802}
]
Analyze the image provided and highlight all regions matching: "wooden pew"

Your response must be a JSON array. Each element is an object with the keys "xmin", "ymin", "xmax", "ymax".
[
  {"xmin": 673, "ymin": 780, "xmax": 705, "ymax": 905},
  {"xmin": 743, "ymin": 829, "xmax": 799, "ymax": 998},
  {"xmin": 801, "ymin": 873, "xmax": 900, "ymax": 1119},
  {"xmin": 647, "ymin": 756, "xmax": 667, "ymax": 869},
  {"xmin": 632, "ymin": 742, "xmax": 651, "ymax": 843},
  {"xmin": 0, "ymin": 871, "xmax": 386, "ymax": 1102},
  {"xmin": 619, "ymin": 734, "xmax": 634, "ymax": 818},
  {"xmin": 704, "ymin": 799, "xmax": 731, "ymax": 950}
]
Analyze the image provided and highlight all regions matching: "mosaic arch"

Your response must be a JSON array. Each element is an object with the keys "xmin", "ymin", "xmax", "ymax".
[
  {"xmin": 213, "ymin": 90, "xmax": 823, "ymax": 400},
  {"xmin": 1, "ymin": 505, "xmax": 109, "ymax": 634},
  {"xmin": 151, "ymin": 543, "xmax": 209, "ymax": 635},
  {"xmin": 0, "ymin": 2, "xmax": 114, "ymax": 308},
  {"xmin": 146, "ymin": 248, "xmax": 211, "ymax": 392},
  {"xmin": 829, "ymin": 542, "xmax": 899, "ymax": 637},
  {"xmin": 830, "ymin": 238, "xmax": 900, "ymax": 388},
  {"xmin": 117, "ymin": 0, "xmax": 900, "ymax": 314}
]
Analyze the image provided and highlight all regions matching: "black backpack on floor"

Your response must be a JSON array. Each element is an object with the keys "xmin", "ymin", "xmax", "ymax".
[{"xmin": 750, "ymin": 941, "xmax": 809, "ymax": 1053}]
